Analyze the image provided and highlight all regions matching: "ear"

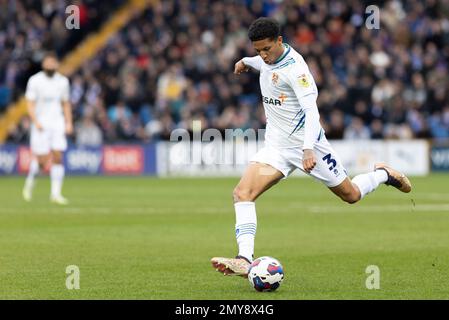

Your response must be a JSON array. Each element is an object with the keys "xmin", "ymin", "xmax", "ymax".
[{"xmin": 277, "ymin": 36, "xmax": 283, "ymax": 45}]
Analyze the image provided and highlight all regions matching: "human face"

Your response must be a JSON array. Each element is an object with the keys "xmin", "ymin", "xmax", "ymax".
[
  {"xmin": 252, "ymin": 36, "xmax": 284, "ymax": 65},
  {"xmin": 42, "ymin": 56, "xmax": 59, "ymax": 77}
]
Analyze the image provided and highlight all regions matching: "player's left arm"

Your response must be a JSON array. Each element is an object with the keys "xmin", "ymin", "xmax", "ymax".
[
  {"xmin": 62, "ymin": 101, "xmax": 73, "ymax": 135},
  {"xmin": 287, "ymin": 67, "xmax": 321, "ymax": 173},
  {"xmin": 62, "ymin": 78, "xmax": 73, "ymax": 135},
  {"xmin": 298, "ymin": 94, "xmax": 320, "ymax": 173}
]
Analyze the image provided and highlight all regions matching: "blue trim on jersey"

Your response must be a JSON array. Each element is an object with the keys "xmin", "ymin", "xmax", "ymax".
[
  {"xmin": 317, "ymin": 128, "xmax": 323, "ymax": 141},
  {"xmin": 289, "ymin": 114, "xmax": 306, "ymax": 136},
  {"xmin": 290, "ymin": 110, "xmax": 304, "ymax": 127},
  {"xmin": 271, "ymin": 57, "xmax": 295, "ymax": 70}
]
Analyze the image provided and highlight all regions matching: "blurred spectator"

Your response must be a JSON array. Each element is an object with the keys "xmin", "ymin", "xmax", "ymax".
[
  {"xmin": 75, "ymin": 109, "xmax": 103, "ymax": 147},
  {"xmin": 384, "ymin": 123, "xmax": 414, "ymax": 139},
  {"xmin": 157, "ymin": 64, "xmax": 188, "ymax": 119},
  {"xmin": 6, "ymin": 116, "xmax": 31, "ymax": 144},
  {"xmin": 370, "ymin": 119, "xmax": 385, "ymax": 140},
  {"xmin": 0, "ymin": 0, "xmax": 125, "ymax": 108},
  {"xmin": 344, "ymin": 117, "xmax": 371, "ymax": 140},
  {"xmin": 428, "ymin": 110, "xmax": 449, "ymax": 139},
  {"xmin": 108, "ymin": 100, "xmax": 132, "ymax": 123},
  {"xmin": 3, "ymin": 0, "xmax": 449, "ymax": 144},
  {"xmin": 324, "ymin": 110, "xmax": 345, "ymax": 140}
]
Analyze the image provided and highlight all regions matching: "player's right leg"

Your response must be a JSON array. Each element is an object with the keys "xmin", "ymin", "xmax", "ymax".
[
  {"xmin": 329, "ymin": 163, "xmax": 412, "ymax": 204},
  {"xmin": 211, "ymin": 161, "xmax": 285, "ymax": 277},
  {"xmin": 308, "ymin": 136, "xmax": 411, "ymax": 204},
  {"xmin": 23, "ymin": 154, "xmax": 49, "ymax": 201},
  {"xmin": 23, "ymin": 128, "xmax": 51, "ymax": 201}
]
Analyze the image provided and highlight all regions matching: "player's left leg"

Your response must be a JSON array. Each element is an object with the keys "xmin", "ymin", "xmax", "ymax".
[
  {"xmin": 49, "ymin": 150, "xmax": 68, "ymax": 205},
  {"xmin": 49, "ymin": 126, "xmax": 68, "ymax": 204},
  {"xmin": 212, "ymin": 145, "xmax": 291, "ymax": 277},
  {"xmin": 212, "ymin": 162, "xmax": 285, "ymax": 276}
]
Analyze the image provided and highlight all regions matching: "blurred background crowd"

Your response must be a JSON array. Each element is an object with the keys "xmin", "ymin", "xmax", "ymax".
[{"xmin": 2, "ymin": 0, "xmax": 449, "ymax": 146}]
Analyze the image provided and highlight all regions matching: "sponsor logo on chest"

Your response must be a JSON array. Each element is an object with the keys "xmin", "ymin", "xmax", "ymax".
[
  {"xmin": 262, "ymin": 95, "xmax": 281, "ymax": 106},
  {"xmin": 262, "ymin": 93, "xmax": 287, "ymax": 106}
]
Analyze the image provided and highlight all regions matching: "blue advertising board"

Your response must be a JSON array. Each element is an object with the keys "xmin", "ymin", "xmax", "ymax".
[
  {"xmin": 65, "ymin": 147, "xmax": 103, "ymax": 175},
  {"xmin": 0, "ymin": 144, "xmax": 157, "ymax": 176},
  {"xmin": 431, "ymin": 147, "xmax": 449, "ymax": 171},
  {"xmin": 0, "ymin": 144, "xmax": 17, "ymax": 175}
]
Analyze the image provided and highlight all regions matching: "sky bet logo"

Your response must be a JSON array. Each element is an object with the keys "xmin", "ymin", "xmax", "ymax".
[{"xmin": 262, "ymin": 95, "xmax": 283, "ymax": 106}]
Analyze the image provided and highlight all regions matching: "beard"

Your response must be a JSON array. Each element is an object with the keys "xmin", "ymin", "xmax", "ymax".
[{"xmin": 44, "ymin": 69, "xmax": 56, "ymax": 77}]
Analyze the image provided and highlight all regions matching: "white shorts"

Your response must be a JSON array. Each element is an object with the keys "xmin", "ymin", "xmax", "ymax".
[
  {"xmin": 250, "ymin": 136, "xmax": 347, "ymax": 187},
  {"xmin": 30, "ymin": 127, "xmax": 67, "ymax": 155}
]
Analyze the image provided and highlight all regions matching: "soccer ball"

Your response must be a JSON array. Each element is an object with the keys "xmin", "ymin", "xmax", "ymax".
[{"xmin": 248, "ymin": 256, "xmax": 284, "ymax": 292}]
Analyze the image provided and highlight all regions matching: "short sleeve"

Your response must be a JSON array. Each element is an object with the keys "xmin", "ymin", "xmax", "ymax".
[
  {"xmin": 25, "ymin": 77, "xmax": 37, "ymax": 101},
  {"xmin": 286, "ymin": 64, "xmax": 317, "ymax": 102},
  {"xmin": 242, "ymin": 56, "xmax": 263, "ymax": 71},
  {"xmin": 61, "ymin": 77, "xmax": 70, "ymax": 102}
]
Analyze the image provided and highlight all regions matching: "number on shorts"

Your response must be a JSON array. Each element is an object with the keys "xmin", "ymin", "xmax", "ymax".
[{"xmin": 322, "ymin": 153, "xmax": 337, "ymax": 171}]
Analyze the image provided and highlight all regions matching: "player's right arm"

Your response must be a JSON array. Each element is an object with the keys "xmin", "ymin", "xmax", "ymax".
[
  {"xmin": 234, "ymin": 56, "xmax": 263, "ymax": 74},
  {"xmin": 26, "ymin": 100, "xmax": 42, "ymax": 130},
  {"xmin": 25, "ymin": 77, "xmax": 42, "ymax": 131}
]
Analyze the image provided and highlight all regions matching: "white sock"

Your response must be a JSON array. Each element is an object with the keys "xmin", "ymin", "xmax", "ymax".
[
  {"xmin": 50, "ymin": 164, "xmax": 65, "ymax": 197},
  {"xmin": 25, "ymin": 159, "xmax": 39, "ymax": 189},
  {"xmin": 352, "ymin": 170, "xmax": 388, "ymax": 199},
  {"xmin": 235, "ymin": 201, "xmax": 257, "ymax": 262}
]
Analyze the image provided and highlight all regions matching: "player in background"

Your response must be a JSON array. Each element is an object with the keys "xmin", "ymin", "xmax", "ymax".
[
  {"xmin": 211, "ymin": 18, "xmax": 412, "ymax": 276},
  {"xmin": 22, "ymin": 52, "xmax": 72, "ymax": 205}
]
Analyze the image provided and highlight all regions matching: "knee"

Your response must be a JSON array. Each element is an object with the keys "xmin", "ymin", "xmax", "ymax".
[
  {"xmin": 37, "ymin": 158, "xmax": 47, "ymax": 169},
  {"xmin": 341, "ymin": 191, "xmax": 361, "ymax": 204},
  {"xmin": 233, "ymin": 186, "xmax": 257, "ymax": 202},
  {"xmin": 52, "ymin": 152, "xmax": 63, "ymax": 164}
]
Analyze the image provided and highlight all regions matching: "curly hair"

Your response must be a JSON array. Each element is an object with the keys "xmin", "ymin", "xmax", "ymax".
[{"xmin": 248, "ymin": 17, "xmax": 280, "ymax": 41}]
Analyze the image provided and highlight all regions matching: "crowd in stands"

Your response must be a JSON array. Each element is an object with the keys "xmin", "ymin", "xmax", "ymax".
[
  {"xmin": 4, "ymin": 0, "xmax": 449, "ymax": 146},
  {"xmin": 0, "ymin": 0, "xmax": 124, "ymax": 112}
]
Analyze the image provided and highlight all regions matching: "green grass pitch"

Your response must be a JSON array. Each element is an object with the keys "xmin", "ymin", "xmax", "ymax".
[{"xmin": 0, "ymin": 174, "xmax": 448, "ymax": 299}]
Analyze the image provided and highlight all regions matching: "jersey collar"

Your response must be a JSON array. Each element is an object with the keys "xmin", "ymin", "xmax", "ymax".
[{"xmin": 273, "ymin": 44, "xmax": 290, "ymax": 65}]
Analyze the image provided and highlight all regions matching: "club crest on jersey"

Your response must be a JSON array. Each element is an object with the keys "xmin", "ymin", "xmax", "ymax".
[
  {"xmin": 298, "ymin": 73, "xmax": 310, "ymax": 88},
  {"xmin": 271, "ymin": 72, "xmax": 279, "ymax": 86}
]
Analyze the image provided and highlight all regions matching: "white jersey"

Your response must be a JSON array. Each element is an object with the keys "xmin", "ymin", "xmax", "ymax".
[
  {"xmin": 243, "ymin": 44, "xmax": 322, "ymax": 149},
  {"xmin": 25, "ymin": 71, "xmax": 70, "ymax": 130}
]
